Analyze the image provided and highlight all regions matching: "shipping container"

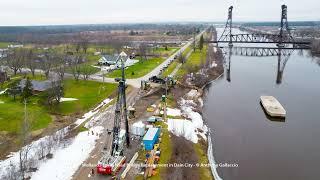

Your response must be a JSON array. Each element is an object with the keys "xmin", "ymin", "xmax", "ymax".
[{"xmin": 143, "ymin": 128, "xmax": 160, "ymax": 150}]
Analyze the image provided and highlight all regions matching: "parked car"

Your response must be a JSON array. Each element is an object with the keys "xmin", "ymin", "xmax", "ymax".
[{"xmin": 149, "ymin": 76, "xmax": 166, "ymax": 84}]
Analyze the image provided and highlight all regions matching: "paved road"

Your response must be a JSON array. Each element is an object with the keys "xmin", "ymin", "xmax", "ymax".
[{"xmin": 89, "ymin": 29, "xmax": 207, "ymax": 88}]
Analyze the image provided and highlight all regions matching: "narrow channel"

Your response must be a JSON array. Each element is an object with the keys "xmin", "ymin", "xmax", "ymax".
[{"xmin": 203, "ymin": 28, "xmax": 320, "ymax": 180}]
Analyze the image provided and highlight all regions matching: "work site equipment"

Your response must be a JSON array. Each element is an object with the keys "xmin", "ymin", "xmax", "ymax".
[{"xmin": 97, "ymin": 52, "xmax": 130, "ymax": 175}]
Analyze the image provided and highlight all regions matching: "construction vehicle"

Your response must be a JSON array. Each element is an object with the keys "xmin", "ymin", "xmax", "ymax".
[
  {"xmin": 96, "ymin": 130, "xmax": 126, "ymax": 175},
  {"xmin": 97, "ymin": 52, "xmax": 130, "ymax": 176}
]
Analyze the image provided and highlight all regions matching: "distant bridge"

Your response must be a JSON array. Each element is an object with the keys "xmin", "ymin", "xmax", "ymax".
[
  {"xmin": 220, "ymin": 46, "xmax": 301, "ymax": 57},
  {"xmin": 211, "ymin": 5, "xmax": 311, "ymax": 47}
]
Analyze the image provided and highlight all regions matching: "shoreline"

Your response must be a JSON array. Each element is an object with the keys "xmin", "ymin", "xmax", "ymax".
[{"xmin": 169, "ymin": 43, "xmax": 224, "ymax": 179}]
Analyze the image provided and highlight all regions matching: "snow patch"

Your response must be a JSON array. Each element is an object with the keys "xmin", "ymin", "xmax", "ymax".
[
  {"xmin": 198, "ymin": 98, "xmax": 204, "ymax": 107},
  {"xmin": 168, "ymin": 119, "xmax": 198, "ymax": 143},
  {"xmin": 74, "ymin": 98, "xmax": 112, "ymax": 126},
  {"xmin": 166, "ymin": 108, "xmax": 181, "ymax": 117},
  {"xmin": 167, "ymin": 98, "xmax": 208, "ymax": 144},
  {"xmin": 0, "ymin": 88, "xmax": 8, "ymax": 95},
  {"xmin": 31, "ymin": 126, "xmax": 104, "ymax": 180},
  {"xmin": 187, "ymin": 89, "xmax": 198, "ymax": 98},
  {"xmin": 59, "ymin": 98, "xmax": 78, "ymax": 102}
]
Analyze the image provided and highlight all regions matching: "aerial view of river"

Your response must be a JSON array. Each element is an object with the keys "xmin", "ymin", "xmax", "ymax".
[{"xmin": 203, "ymin": 28, "xmax": 320, "ymax": 180}]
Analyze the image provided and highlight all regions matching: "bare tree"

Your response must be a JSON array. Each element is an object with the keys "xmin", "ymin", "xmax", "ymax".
[
  {"xmin": 3, "ymin": 161, "xmax": 19, "ymax": 180},
  {"xmin": 177, "ymin": 53, "xmax": 187, "ymax": 64},
  {"xmin": 69, "ymin": 54, "xmax": 84, "ymax": 81},
  {"xmin": 5, "ymin": 48, "xmax": 26, "ymax": 75},
  {"xmin": 138, "ymin": 43, "xmax": 148, "ymax": 61},
  {"xmin": 80, "ymin": 35, "xmax": 89, "ymax": 54},
  {"xmin": 54, "ymin": 52, "xmax": 67, "ymax": 81},
  {"xmin": 19, "ymin": 100, "xmax": 32, "ymax": 180},
  {"xmin": 40, "ymin": 51, "xmax": 55, "ymax": 79},
  {"xmin": 25, "ymin": 49, "xmax": 37, "ymax": 77},
  {"xmin": 81, "ymin": 65, "xmax": 95, "ymax": 80},
  {"xmin": 46, "ymin": 80, "xmax": 64, "ymax": 105}
]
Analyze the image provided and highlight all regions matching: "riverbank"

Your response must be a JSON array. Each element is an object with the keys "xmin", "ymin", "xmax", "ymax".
[{"xmin": 163, "ymin": 40, "xmax": 224, "ymax": 179}]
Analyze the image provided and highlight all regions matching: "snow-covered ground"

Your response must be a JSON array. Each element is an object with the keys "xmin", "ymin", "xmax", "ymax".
[
  {"xmin": 32, "ymin": 126, "xmax": 103, "ymax": 180},
  {"xmin": 0, "ymin": 88, "xmax": 8, "ymax": 95},
  {"xmin": 166, "ymin": 90, "xmax": 221, "ymax": 180},
  {"xmin": 166, "ymin": 95, "xmax": 208, "ymax": 143},
  {"xmin": 0, "ymin": 97, "xmax": 113, "ymax": 180},
  {"xmin": 168, "ymin": 119, "xmax": 198, "ymax": 143},
  {"xmin": 166, "ymin": 108, "xmax": 181, "ymax": 117},
  {"xmin": 59, "ymin": 98, "xmax": 78, "ymax": 102}
]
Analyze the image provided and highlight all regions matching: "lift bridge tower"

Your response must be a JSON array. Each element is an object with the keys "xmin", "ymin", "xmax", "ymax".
[
  {"xmin": 218, "ymin": 6, "xmax": 234, "ymax": 46},
  {"xmin": 278, "ymin": 4, "xmax": 294, "ymax": 47}
]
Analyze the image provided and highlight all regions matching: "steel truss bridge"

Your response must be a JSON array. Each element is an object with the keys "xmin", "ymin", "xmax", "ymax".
[
  {"xmin": 210, "ymin": 5, "xmax": 311, "ymax": 47},
  {"xmin": 220, "ymin": 46, "xmax": 300, "ymax": 57}
]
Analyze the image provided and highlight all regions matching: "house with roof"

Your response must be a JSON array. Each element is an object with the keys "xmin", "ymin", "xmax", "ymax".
[
  {"xmin": 98, "ymin": 54, "xmax": 139, "ymax": 68},
  {"xmin": 98, "ymin": 55, "xmax": 119, "ymax": 66},
  {"xmin": 19, "ymin": 79, "xmax": 56, "ymax": 93}
]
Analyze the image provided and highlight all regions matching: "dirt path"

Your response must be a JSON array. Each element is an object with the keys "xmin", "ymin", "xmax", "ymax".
[{"xmin": 165, "ymin": 135, "xmax": 200, "ymax": 180}]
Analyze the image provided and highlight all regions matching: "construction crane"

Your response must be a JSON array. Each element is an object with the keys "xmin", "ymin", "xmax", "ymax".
[{"xmin": 97, "ymin": 52, "xmax": 130, "ymax": 176}]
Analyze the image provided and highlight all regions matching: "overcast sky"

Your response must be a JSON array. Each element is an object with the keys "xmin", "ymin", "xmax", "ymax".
[{"xmin": 0, "ymin": 0, "xmax": 319, "ymax": 26}]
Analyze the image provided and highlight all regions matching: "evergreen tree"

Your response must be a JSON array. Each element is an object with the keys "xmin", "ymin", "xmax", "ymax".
[
  {"xmin": 199, "ymin": 35, "xmax": 204, "ymax": 52},
  {"xmin": 7, "ymin": 80, "xmax": 21, "ymax": 101},
  {"xmin": 21, "ymin": 77, "xmax": 33, "ymax": 101}
]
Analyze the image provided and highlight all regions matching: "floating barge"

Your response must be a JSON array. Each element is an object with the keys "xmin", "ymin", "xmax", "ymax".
[{"xmin": 260, "ymin": 96, "xmax": 286, "ymax": 118}]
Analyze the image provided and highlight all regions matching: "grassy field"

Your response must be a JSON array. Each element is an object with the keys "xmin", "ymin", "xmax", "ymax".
[
  {"xmin": 106, "ymin": 57, "xmax": 165, "ymax": 79},
  {"xmin": 161, "ymin": 61, "xmax": 178, "ymax": 78},
  {"xmin": 0, "ymin": 96, "xmax": 51, "ymax": 134},
  {"xmin": 194, "ymin": 142, "xmax": 213, "ymax": 180},
  {"xmin": 65, "ymin": 63, "xmax": 100, "ymax": 75},
  {"xmin": 176, "ymin": 45, "xmax": 208, "ymax": 78},
  {"xmin": 151, "ymin": 47, "xmax": 178, "ymax": 57},
  {"xmin": 49, "ymin": 79, "xmax": 117, "ymax": 115},
  {"xmin": 0, "ymin": 42, "xmax": 12, "ymax": 48},
  {"xmin": 0, "ymin": 78, "xmax": 117, "ymax": 135}
]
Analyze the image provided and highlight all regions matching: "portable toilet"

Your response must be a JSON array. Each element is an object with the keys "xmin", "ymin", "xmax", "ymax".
[{"xmin": 143, "ymin": 128, "xmax": 160, "ymax": 151}]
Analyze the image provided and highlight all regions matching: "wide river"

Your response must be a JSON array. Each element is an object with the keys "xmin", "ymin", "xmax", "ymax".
[{"xmin": 203, "ymin": 28, "xmax": 320, "ymax": 180}]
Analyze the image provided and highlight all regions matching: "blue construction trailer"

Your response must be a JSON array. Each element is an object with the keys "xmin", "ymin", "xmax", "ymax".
[{"xmin": 143, "ymin": 128, "xmax": 160, "ymax": 151}]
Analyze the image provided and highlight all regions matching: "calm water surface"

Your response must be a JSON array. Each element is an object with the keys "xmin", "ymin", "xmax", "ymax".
[{"xmin": 203, "ymin": 28, "xmax": 320, "ymax": 180}]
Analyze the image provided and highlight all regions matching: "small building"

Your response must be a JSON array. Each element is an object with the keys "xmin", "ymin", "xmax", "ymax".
[
  {"xmin": 19, "ymin": 79, "xmax": 55, "ymax": 93},
  {"xmin": 131, "ymin": 121, "xmax": 146, "ymax": 136},
  {"xmin": 99, "ymin": 54, "xmax": 139, "ymax": 68},
  {"xmin": 143, "ymin": 128, "xmax": 160, "ymax": 151},
  {"xmin": 98, "ymin": 55, "xmax": 118, "ymax": 66}
]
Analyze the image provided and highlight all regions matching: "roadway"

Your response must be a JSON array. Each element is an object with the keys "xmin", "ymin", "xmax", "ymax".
[{"xmin": 89, "ymin": 29, "xmax": 206, "ymax": 88}]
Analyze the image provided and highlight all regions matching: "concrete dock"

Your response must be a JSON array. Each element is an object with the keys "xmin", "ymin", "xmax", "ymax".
[{"xmin": 260, "ymin": 96, "xmax": 286, "ymax": 118}]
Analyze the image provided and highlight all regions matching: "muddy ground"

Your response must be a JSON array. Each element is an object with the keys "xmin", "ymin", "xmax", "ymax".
[{"xmin": 165, "ymin": 135, "xmax": 200, "ymax": 180}]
